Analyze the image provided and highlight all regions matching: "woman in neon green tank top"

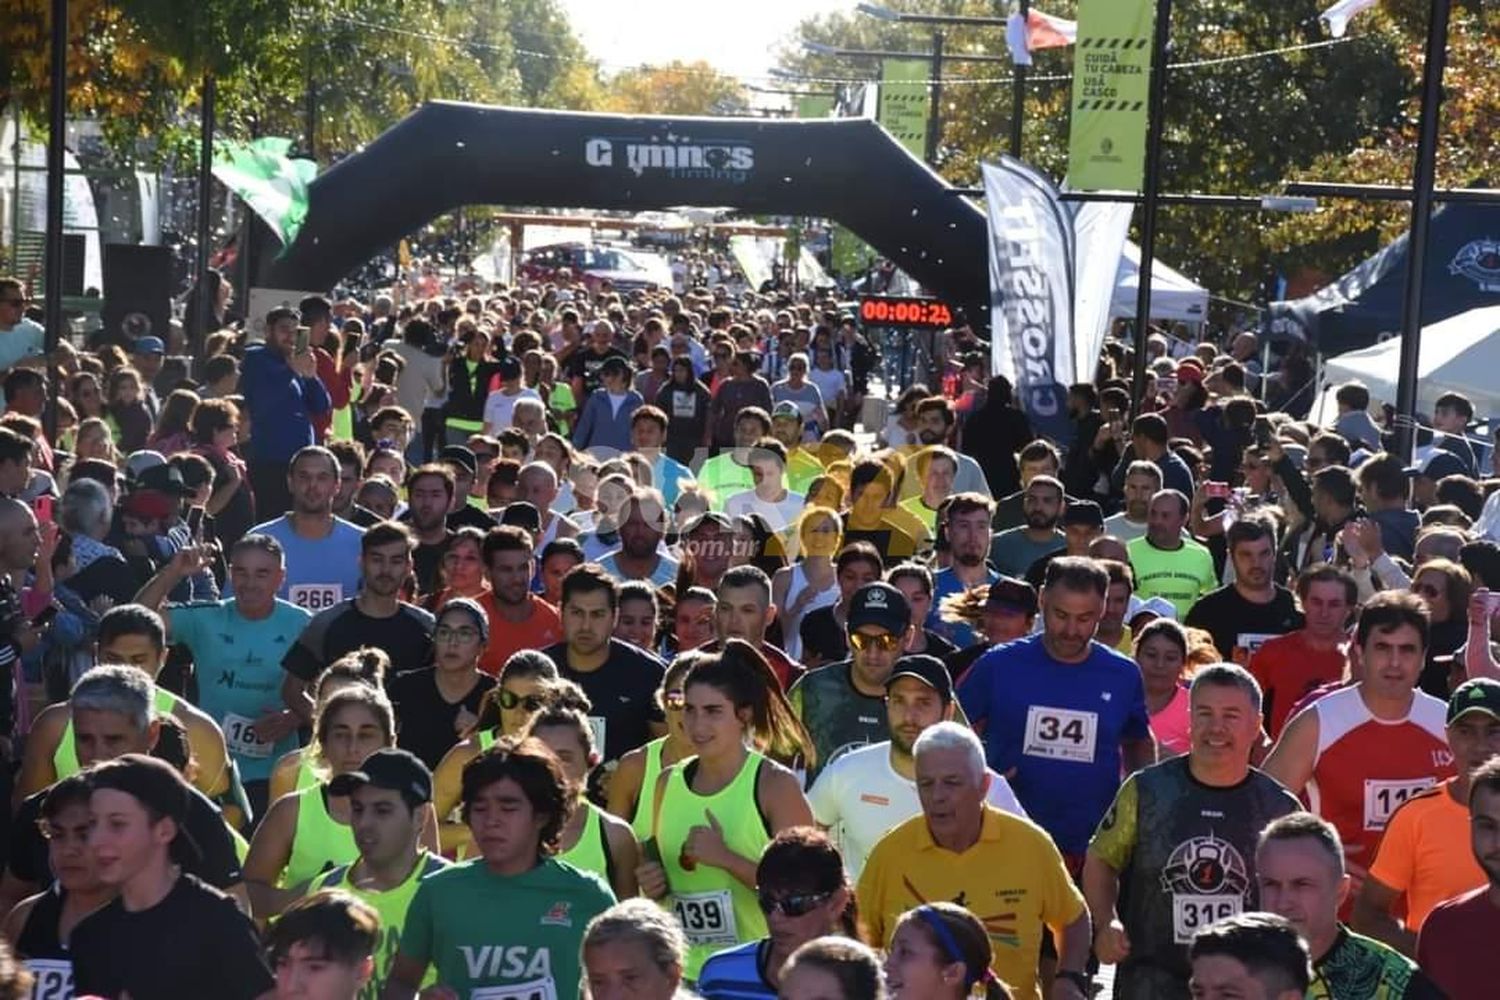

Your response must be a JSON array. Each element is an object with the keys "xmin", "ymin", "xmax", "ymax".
[
  {"xmin": 267, "ymin": 648, "xmax": 391, "ymax": 805},
  {"xmin": 607, "ymin": 657, "xmax": 695, "ymax": 842},
  {"xmin": 243, "ymin": 685, "xmax": 396, "ymax": 923},
  {"xmin": 527, "ymin": 703, "xmax": 640, "ymax": 900},
  {"xmin": 638, "ymin": 641, "xmax": 817, "ymax": 980}
]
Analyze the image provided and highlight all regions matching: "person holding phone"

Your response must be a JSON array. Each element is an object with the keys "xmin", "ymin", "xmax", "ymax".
[{"xmin": 241, "ymin": 305, "xmax": 331, "ymax": 520}]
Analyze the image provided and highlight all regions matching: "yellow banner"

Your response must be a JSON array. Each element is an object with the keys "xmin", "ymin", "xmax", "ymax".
[{"xmin": 1066, "ymin": 0, "xmax": 1155, "ymax": 192}]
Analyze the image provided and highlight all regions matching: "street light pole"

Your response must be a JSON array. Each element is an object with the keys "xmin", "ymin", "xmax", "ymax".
[
  {"xmin": 1392, "ymin": 0, "xmax": 1453, "ymax": 461},
  {"xmin": 1011, "ymin": 0, "xmax": 1028, "ymax": 158},
  {"xmin": 1130, "ymin": 0, "xmax": 1174, "ymax": 418},
  {"xmin": 926, "ymin": 31, "xmax": 945, "ymax": 166},
  {"xmin": 43, "ymin": 0, "xmax": 67, "ymax": 442}
]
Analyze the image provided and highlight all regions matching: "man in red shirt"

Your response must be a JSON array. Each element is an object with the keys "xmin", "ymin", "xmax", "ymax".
[
  {"xmin": 475, "ymin": 524, "xmax": 560, "ymax": 675},
  {"xmin": 1417, "ymin": 757, "xmax": 1500, "ymax": 999},
  {"xmin": 1249, "ymin": 565, "xmax": 1355, "ymax": 740}
]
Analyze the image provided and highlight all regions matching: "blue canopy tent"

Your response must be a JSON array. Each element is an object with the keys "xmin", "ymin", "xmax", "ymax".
[{"xmin": 1267, "ymin": 203, "xmax": 1500, "ymax": 355}]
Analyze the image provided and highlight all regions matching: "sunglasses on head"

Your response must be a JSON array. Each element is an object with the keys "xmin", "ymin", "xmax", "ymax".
[
  {"xmin": 849, "ymin": 631, "xmax": 901, "ymax": 653},
  {"xmin": 757, "ymin": 890, "xmax": 833, "ymax": 918},
  {"xmin": 498, "ymin": 689, "xmax": 546, "ymax": 712}
]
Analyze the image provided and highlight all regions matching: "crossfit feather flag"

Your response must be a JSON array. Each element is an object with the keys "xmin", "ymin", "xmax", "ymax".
[
  {"xmin": 212, "ymin": 137, "xmax": 317, "ymax": 247},
  {"xmin": 984, "ymin": 157, "xmax": 1076, "ymax": 444},
  {"xmin": 1006, "ymin": 9, "xmax": 1079, "ymax": 66},
  {"xmin": 1321, "ymin": 0, "xmax": 1379, "ymax": 38}
]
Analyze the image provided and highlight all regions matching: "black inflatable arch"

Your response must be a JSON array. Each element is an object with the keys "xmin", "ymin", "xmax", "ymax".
[{"xmin": 265, "ymin": 101, "xmax": 988, "ymax": 326}]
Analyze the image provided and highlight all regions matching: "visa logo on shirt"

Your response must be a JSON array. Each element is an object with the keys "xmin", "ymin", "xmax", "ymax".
[{"xmin": 460, "ymin": 945, "xmax": 552, "ymax": 980}]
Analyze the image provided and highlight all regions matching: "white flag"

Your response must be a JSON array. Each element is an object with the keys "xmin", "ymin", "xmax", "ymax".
[
  {"xmin": 1321, "ymin": 0, "xmax": 1379, "ymax": 38},
  {"xmin": 1071, "ymin": 199, "xmax": 1133, "ymax": 384}
]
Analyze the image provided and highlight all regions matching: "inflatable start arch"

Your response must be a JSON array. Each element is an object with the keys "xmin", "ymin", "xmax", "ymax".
[{"xmin": 264, "ymin": 102, "xmax": 989, "ymax": 328}]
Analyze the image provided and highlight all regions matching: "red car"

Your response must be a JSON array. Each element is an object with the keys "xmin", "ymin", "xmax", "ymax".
[{"xmin": 518, "ymin": 243, "xmax": 661, "ymax": 294}]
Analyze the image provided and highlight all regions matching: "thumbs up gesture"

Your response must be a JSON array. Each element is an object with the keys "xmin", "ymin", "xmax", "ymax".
[{"xmin": 684, "ymin": 808, "xmax": 731, "ymax": 871}]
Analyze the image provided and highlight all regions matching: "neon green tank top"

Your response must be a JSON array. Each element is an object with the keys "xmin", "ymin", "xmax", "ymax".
[
  {"xmin": 657, "ymin": 751, "xmax": 771, "ymax": 978},
  {"xmin": 294, "ymin": 753, "xmax": 320, "ymax": 791},
  {"xmin": 281, "ymin": 785, "xmax": 357, "ymax": 889},
  {"xmin": 313, "ymin": 851, "xmax": 451, "ymax": 998},
  {"xmin": 477, "ymin": 728, "xmax": 497, "ymax": 752},
  {"xmin": 55, "ymin": 688, "xmax": 180, "ymax": 778},
  {"xmin": 558, "ymin": 801, "xmax": 610, "ymax": 885},
  {"xmin": 631, "ymin": 738, "xmax": 667, "ymax": 841}
]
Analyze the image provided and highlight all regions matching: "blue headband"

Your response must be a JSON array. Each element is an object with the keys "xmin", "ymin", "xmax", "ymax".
[{"xmin": 914, "ymin": 905, "xmax": 988, "ymax": 989}]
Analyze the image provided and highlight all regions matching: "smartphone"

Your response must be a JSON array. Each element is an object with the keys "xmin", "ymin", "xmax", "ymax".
[
  {"xmin": 30, "ymin": 605, "xmax": 58, "ymax": 629},
  {"xmin": 1253, "ymin": 418, "xmax": 1273, "ymax": 448},
  {"xmin": 1204, "ymin": 481, "xmax": 1231, "ymax": 500},
  {"xmin": 1486, "ymin": 592, "xmax": 1500, "ymax": 618},
  {"xmin": 294, "ymin": 326, "xmax": 310, "ymax": 355},
  {"xmin": 186, "ymin": 505, "xmax": 205, "ymax": 543},
  {"xmin": 32, "ymin": 496, "xmax": 52, "ymax": 524}
]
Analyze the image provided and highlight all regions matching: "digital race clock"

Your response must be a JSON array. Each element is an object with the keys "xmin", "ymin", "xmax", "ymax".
[{"xmin": 858, "ymin": 295, "xmax": 956, "ymax": 330}]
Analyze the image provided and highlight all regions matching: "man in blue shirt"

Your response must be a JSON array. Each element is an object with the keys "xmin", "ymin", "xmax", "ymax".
[
  {"xmin": 957, "ymin": 555, "xmax": 1156, "ymax": 868},
  {"xmin": 241, "ymin": 305, "xmax": 331, "ymax": 518},
  {"xmin": 135, "ymin": 533, "xmax": 310, "ymax": 818},
  {"xmin": 927, "ymin": 492, "xmax": 999, "ymax": 648},
  {"xmin": 240, "ymin": 445, "xmax": 364, "ymax": 612}
]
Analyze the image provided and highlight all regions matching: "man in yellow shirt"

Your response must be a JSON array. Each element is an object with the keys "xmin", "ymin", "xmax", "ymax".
[
  {"xmin": 898, "ymin": 446, "xmax": 956, "ymax": 544},
  {"xmin": 769, "ymin": 401, "xmax": 825, "ymax": 495},
  {"xmin": 858, "ymin": 721, "xmax": 1092, "ymax": 1000}
]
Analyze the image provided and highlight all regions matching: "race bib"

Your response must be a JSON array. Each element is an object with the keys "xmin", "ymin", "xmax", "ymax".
[
  {"xmin": 588, "ymin": 716, "xmax": 608, "ymax": 756},
  {"xmin": 1233, "ymin": 633, "xmax": 1277, "ymax": 666},
  {"xmin": 223, "ymin": 712, "xmax": 275, "ymax": 759},
  {"xmin": 24, "ymin": 959, "xmax": 71, "ymax": 1000},
  {"xmin": 289, "ymin": 583, "xmax": 342, "ymax": 612},
  {"xmin": 471, "ymin": 978, "xmax": 558, "ymax": 1000},
  {"xmin": 1023, "ymin": 706, "xmax": 1099, "ymax": 764},
  {"xmin": 1172, "ymin": 895, "xmax": 1241, "ymax": 944},
  {"xmin": 1363, "ymin": 778, "xmax": 1436, "ymax": 831},
  {"xmin": 673, "ymin": 889, "xmax": 739, "ymax": 947}
]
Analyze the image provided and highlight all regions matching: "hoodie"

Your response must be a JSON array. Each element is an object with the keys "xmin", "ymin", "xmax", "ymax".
[{"xmin": 241, "ymin": 344, "xmax": 331, "ymax": 463}]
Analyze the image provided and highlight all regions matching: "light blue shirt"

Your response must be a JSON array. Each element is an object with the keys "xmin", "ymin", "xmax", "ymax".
[
  {"xmin": 598, "ymin": 549, "xmax": 680, "ymax": 588},
  {"xmin": 233, "ymin": 515, "xmax": 365, "ymax": 612},
  {"xmin": 168, "ymin": 598, "xmax": 311, "ymax": 780},
  {"xmin": 649, "ymin": 453, "xmax": 695, "ymax": 508}
]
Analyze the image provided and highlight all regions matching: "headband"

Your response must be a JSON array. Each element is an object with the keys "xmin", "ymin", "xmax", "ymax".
[{"xmin": 914, "ymin": 905, "xmax": 994, "ymax": 990}]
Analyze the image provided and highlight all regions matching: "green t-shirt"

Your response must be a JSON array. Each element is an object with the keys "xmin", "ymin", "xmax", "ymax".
[
  {"xmin": 1127, "ymin": 536, "xmax": 1219, "ymax": 618},
  {"xmin": 698, "ymin": 453, "xmax": 755, "ymax": 510},
  {"xmin": 399, "ymin": 857, "xmax": 614, "ymax": 999},
  {"xmin": 312, "ymin": 852, "xmax": 451, "ymax": 999}
]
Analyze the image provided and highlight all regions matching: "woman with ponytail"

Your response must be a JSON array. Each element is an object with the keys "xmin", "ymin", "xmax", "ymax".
[
  {"xmin": 697, "ymin": 827, "xmax": 856, "ymax": 1000},
  {"xmin": 884, "ymin": 902, "xmax": 1013, "ymax": 1000},
  {"xmin": 636, "ymin": 639, "xmax": 814, "ymax": 980}
]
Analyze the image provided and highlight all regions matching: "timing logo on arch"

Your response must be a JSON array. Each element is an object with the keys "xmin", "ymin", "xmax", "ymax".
[{"xmin": 585, "ymin": 136, "xmax": 755, "ymax": 183}]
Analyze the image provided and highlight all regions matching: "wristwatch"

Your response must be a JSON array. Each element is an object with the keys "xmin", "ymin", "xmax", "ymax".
[{"xmin": 1056, "ymin": 969, "xmax": 1091, "ymax": 993}]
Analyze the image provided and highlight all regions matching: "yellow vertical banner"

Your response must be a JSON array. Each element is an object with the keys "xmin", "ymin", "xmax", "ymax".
[
  {"xmin": 878, "ymin": 58, "xmax": 930, "ymax": 160},
  {"xmin": 795, "ymin": 93, "xmax": 834, "ymax": 120},
  {"xmin": 1066, "ymin": 0, "xmax": 1156, "ymax": 192}
]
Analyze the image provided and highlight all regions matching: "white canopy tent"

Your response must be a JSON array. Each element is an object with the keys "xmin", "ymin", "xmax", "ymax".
[
  {"xmin": 1110, "ymin": 242, "xmax": 1209, "ymax": 323},
  {"xmin": 1318, "ymin": 305, "xmax": 1500, "ymax": 418}
]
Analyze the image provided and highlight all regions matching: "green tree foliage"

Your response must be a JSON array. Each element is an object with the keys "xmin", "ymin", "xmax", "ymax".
[
  {"xmin": 780, "ymin": 0, "xmax": 1491, "ymax": 304},
  {"xmin": 602, "ymin": 60, "xmax": 748, "ymax": 116}
]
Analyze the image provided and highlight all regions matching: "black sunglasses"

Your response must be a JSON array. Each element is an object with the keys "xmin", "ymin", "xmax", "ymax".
[{"xmin": 757, "ymin": 890, "xmax": 833, "ymax": 918}]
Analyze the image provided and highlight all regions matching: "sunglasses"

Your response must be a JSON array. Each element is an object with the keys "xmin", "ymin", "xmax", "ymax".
[
  {"xmin": 849, "ymin": 631, "xmax": 902, "ymax": 653},
  {"xmin": 757, "ymin": 890, "xmax": 833, "ymax": 918},
  {"xmin": 498, "ymin": 689, "xmax": 546, "ymax": 712},
  {"xmin": 663, "ymin": 689, "xmax": 686, "ymax": 712}
]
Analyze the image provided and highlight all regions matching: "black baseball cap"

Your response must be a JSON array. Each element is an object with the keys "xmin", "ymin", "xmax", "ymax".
[
  {"xmin": 599, "ymin": 355, "xmax": 632, "ymax": 378},
  {"xmin": 886, "ymin": 654, "xmax": 954, "ymax": 703},
  {"xmin": 497, "ymin": 355, "xmax": 523, "ymax": 380},
  {"xmin": 1406, "ymin": 450, "xmax": 1469, "ymax": 482},
  {"xmin": 847, "ymin": 582, "xmax": 911, "ymax": 636},
  {"xmin": 88, "ymin": 754, "xmax": 202, "ymax": 864},
  {"xmin": 1448, "ymin": 678, "xmax": 1500, "ymax": 724},
  {"xmin": 438, "ymin": 445, "xmax": 478, "ymax": 477},
  {"xmin": 329, "ymin": 748, "xmax": 433, "ymax": 804},
  {"xmin": 1063, "ymin": 500, "xmax": 1105, "ymax": 529},
  {"xmin": 985, "ymin": 576, "xmax": 1038, "ymax": 616}
]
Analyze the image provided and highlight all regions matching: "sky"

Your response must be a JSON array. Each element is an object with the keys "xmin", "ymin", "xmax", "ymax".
[{"xmin": 559, "ymin": 0, "xmax": 858, "ymax": 81}]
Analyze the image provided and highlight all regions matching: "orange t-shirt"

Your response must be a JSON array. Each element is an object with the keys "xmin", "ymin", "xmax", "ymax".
[
  {"xmin": 476, "ymin": 592, "xmax": 563, "ymax": 675},
  {"xmin": 1368, "ymin": 778, "xmax": 1487, "ymax": 931},
  {"xmin": 1248, "ymin": 631, "xmax": 1350, "ymax": 739}
]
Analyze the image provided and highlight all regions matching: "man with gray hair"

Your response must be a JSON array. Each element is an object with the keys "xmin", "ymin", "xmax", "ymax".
[
  {"xmin": 857, "ymin": 720, "xmax": 1092, "ymax": 1000},
  {"xmin": 1, "ymin": 665, "xmax": 245, "ymax": 910},
  {"xmin": 1083, "ymin": 663, "xmax": 1300, "ymax": 1000},
  {"xmin": 516, "ymin": 460, "xmax": 579, "ymax": 548}
]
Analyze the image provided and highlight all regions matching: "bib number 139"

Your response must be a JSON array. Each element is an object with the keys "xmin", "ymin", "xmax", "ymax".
[{"xmin": 673, "ymin": 889, "xmax": 738, "ymax": 946}]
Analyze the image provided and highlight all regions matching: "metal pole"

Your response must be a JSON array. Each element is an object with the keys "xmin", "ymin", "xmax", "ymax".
[
  {"xmin": 1130, "ymin": 0, "xmax": 1173, "ymax": 419},
  {"xmin": 1394, "ymin": 0, "xmax": 1452, "ymax": 461},
  {"xmin": 43, "ymin": 0, "xmax": 67, "ymax": 442},
  {"xmin": 925, "ymin": 31, "xmax": 944, "ymax": 166},
  {"xmin": 1011, "ymin": 0, "xmax": 1028, "ymax": 158},
  {"xmin": 194, "ymin": 73, "xmax": 216, "ymax": 359}
]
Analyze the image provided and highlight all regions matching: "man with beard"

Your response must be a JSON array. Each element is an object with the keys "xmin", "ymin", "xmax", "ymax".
[
  {"xmin": 897, "ymin": 396, "xmax": 992, "ymax": 501},
  {"xmin": 402, "ymin": 464, "xmax": 456, "ymax": 596},
  {"xmin": 1186, "ymin": 515, "xmax": 1303, "ymax": 663},
  {"xmin": 1417, "ymin": 758, "xmax": 1500, "ymax": 998},
  {"xmin": 476, "ymin": 525, "xmax": 561, "ymax": 675},
  {"xmin": 243, "ymin": 445, "xmax": 365, "ymax": 613},
  {"xmin": 280, "ymin": 522, "xmax": 436, "ymax": 719},
  {"xmin": 809, "ymin": 654, "xmax": 1024, "ymax": 877},
  {"xmin": 768, "ymin": 401, "xmax": 825, "ymax": 495},
  {"xmin": 927, "ymin": 493, "xmax": 1000, "ymax": 649},
  {"xmin": 989, "ymin": 475, "xmax": 1066, "ymax": 578},
  {"xmin": 541, "ymin": 564, "xmax": 667, "ymax": 764},
  {"xmin": 1127, "ymin": 490, "xmax": 1217, "ymax": 618},
  {"xmin": 1104, "ymin": 462, "xmax": 1162, "ymax": 542},
  {"xmin": 597, "ymin": 487, "xmax": 679, "ymax": 588},
  {"xmin": 957, "ymin": 557, "xmax": 1155, "ymax": 870},
  {"xmin": 242, "ymin": 305, "xmax": 331, "ymax": 519}
]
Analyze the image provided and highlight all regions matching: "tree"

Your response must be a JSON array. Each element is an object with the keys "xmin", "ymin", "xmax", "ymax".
[{"xmin": 602, "ymin": 60, "xmax": 748, "ymax": 117}]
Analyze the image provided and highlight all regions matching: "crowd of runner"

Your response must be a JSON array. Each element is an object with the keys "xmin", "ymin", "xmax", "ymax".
[{"xmin": 0, "ymin": 265, "xmax": 1495, "ymax": 999}]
